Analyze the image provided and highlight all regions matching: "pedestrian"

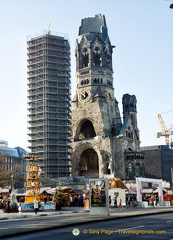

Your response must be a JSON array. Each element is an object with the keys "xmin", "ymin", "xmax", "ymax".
[
  {"xmin": 69, "ymin": 195, "xmax": 74, "ymax": 207},
  {"xmin": 126, "ymin": 196, "xmax": 130, "ymax": 208},
  {"xmin": 73, "ymin": 195, "xmax": 78, "ymax": 206},
  {"xmin": 6, "ymin": 199, "xmax": 10, "ymax": 213},
  {"xmin": 1, "ymin": 200, "xmax": 5, "ymax": 211},
  {"xmin": 108, "ymin": 196, "xmax": 112, "ymax": 208},
  {"xmin": 119, "ymin": 198, "xmax": 122, "ymax": 207},
  {"xmin": 150, "ymin": 196, "xmax": 154, "ymax": 208},
  {"xmin": 114, "ymin": 197, "xmax": 117, "ymax": 208},
  {"xmin": 34, "ymin": 198, "xmax": 39, "ymax": 214},
  {"xmin": 156, "ymin": 196, "xmax": 159, "ymax": 206},
  {"xmin": 78, "ymin": 195, "xmax": 83, "ymax": 207},
  {"xmin": 128, "ymin": 196, "xmax": 131, "ymax": 207}
]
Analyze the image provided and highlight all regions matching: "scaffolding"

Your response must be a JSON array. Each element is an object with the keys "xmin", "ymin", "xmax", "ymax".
[{"xmin": 27, "ymin": 32, "xmax": 71, "ymax": 178}]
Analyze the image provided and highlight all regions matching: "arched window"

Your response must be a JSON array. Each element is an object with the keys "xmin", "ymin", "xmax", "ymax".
[
  {"xmin": 93, "ymin": 52, "xmax": 101, "ymax": 66},
  {"xmin": 128, "ymin": 163, "xmax": 134, "ymax": 178},
  {"xmin": 78, "ymin": 120, "xmax": 96, "ymax": 139},
  {"xmin": 82, "ymin": 50, "xmax": 89, "ymax": 67},
  {"xmin": 105, "ymin": 163, "xmax": 110, "ymax": 174},
  {"xmin": 111, "ymin": 127, "xmax": 117, "ymax": 136},
  {"xmin": 135, "ymin": 162, "xmax": 141, "ymax": 177},
  {"xmin": 79, "ymin": 148, "xmax": 99, "ymax": 178}
]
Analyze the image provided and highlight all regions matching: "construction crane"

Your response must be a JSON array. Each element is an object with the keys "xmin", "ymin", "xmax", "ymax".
[{"xmin": 157, "ymin": 111, "xmax": 173, "ymax": 147}]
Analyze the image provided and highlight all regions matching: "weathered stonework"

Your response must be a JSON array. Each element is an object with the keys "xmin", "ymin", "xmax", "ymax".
[{"xmin": 70, "ymin": 14, "xmax": 144, "ymax": 180}]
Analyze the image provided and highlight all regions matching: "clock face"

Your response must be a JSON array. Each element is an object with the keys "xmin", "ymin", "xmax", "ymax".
[{"xmin": 79, "ymin": 89, "xmax": 91, "ymax": 103}]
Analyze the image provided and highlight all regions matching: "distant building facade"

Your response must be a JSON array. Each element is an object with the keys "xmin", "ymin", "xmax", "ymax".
[
  {"xmin": 141, "ymin": 145, "xmax": 173, "ymax": 185},
  {"xmin": 27, "ymin": 31, "xmax": 71, "ymax": 178},
  {"xmin": 0, "ymin": 140, "xmax": 27, "ymax": 188}
]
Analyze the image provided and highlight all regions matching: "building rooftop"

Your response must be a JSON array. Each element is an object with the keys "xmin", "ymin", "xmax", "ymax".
[{"xmin": 79, "ymin": 14, "xmax": 106, "ymax": 35}]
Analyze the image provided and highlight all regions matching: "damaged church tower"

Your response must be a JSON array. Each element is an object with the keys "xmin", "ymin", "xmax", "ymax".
[{"xmin": 71, "ymin": 14, "xmax": 144, "ymax": 180}]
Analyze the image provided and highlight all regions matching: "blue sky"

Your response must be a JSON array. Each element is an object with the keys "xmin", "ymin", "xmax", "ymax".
[{"xmin": 0, "ymin": 0, "xmax": 173, "ymax": 150}]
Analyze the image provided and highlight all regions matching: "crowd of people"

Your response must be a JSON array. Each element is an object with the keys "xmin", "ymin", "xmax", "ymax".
[
  {"xmin": 108, "ymin": 194, "xmax": 159, "ymax": 208},
  {"xmin": 108, "ymin": 195, "xmax": 139, "ymax": 208},
  {"xmin": 69, "ymin": 194, "xmax": 85, "ymax": 207},
  {"xmin": 143, "ymin": 195, "xmax": 159, "ymax": 207}
]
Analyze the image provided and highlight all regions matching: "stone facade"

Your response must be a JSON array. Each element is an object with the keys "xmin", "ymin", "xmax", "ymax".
[
  {"xmin": 141, "ymin": 145, "xmax": 173, "ymax": 184},
  {"xmin": 70, "ymin": 14, "xmax": 144, "ymax": 180}
]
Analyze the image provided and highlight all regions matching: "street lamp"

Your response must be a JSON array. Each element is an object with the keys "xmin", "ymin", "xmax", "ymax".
[{"xmin": 11, "ymin": 174, "xmax": 14, "ymax": 192}]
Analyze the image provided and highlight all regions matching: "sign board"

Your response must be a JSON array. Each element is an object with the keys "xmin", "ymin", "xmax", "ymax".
[{"xmin": 89, "ymin": 178, "xmax": 109, "ymax": 215}]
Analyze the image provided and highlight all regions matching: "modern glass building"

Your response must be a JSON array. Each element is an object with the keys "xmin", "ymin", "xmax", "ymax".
[{"xmin": 27, "ymin": 30, "xmax": 71, "ymax": 179}]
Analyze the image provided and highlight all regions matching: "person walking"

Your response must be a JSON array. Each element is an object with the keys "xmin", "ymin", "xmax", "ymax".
[
  {"xmin": 6, "ymin": 199, "xmax": 10, "ymax": 213},
  {"xmin": 126, "ymin": 196, "xmax": 131, "ymax": 208},
  {"xmin": 69, "ymin": 195, "xmax": 74, "ymax": 207},
  {"xmin": 119, "ymin": 198, "xmax": 122, "ymax": 207},
  {"xmin": 108, "ymin": 196, "xmax": 112, "ymax": 208},
  {"xmin": 150, "ymin": 196, "xmax": 154, "ymax": 208},
  {"xmin": 34, "ymin": 198, "xmax": 39, "ymax": 214},
  {"xmin": 78, "ymin": 195, "xmax": 83, "ymax": 207},
  {"xmin": 155, "ymin": 196, "xmax": 159, "ymax": 206},
  {"xmin": 114, "ymin": 197, "xmax": 117, "ymax": 208},
  {"xmin": 74, "ymin": 195, "xmax": 78, "ymax": 206}
]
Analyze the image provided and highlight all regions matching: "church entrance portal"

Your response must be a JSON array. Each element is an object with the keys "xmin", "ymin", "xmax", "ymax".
[{"xmin": 79, "ymin": 148, "xmax": 99, "ymax": 178}]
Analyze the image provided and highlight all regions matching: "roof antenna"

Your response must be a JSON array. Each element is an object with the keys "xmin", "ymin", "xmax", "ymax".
[{"xmin": 47, "ymin": 21, "xmax": 51, "ymax": 34}]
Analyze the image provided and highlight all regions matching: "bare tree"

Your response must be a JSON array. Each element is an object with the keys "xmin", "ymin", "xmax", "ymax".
[
  {"xmin": 0, "ymin": 153, "xmax": 25, "ymax": 189},
  {"xmin": 8, "ymin": 163, "xmax": 25, "ymax": 189},
  {"xmin": 0, "ymin": 154, "xmax": 9, "ymax": 187}
]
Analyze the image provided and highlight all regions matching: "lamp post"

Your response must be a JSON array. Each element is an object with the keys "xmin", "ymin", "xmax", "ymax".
[{"xmin": 11, "ymin": 174, "xmax": 14, "ymax": 192}]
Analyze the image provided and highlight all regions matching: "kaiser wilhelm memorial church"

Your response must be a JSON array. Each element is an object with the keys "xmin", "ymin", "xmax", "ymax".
[{"xmin": 70, "ymin": 14, "xmax": 145, "ymax": 181}]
